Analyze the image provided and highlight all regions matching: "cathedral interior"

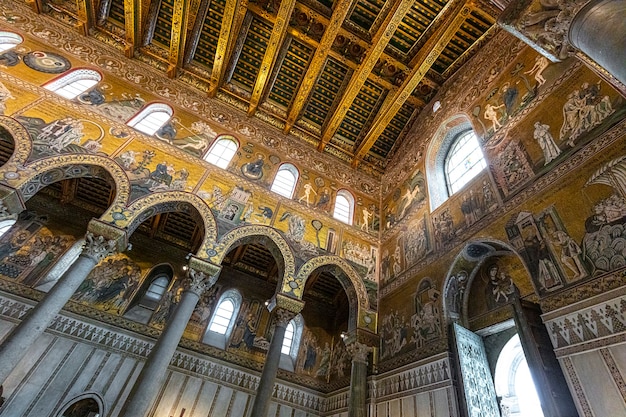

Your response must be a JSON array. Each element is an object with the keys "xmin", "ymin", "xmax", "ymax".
[{"xmin": 0, "ymin": 0, "xmax": 624, "ymax": 416}]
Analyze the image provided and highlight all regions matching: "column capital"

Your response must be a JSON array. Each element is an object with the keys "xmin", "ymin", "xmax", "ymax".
[
  {"xmin": 269, "ymin": 294, "xmax": 305, "ymax": 327},
  {"xmin": 87, "ymin": 218, "xmax": 128, "ymax": 252},
  {"xmin": 183, "ymin": 267, "xmax": 219, "ymax": 297},
  {"xmin": 0, "ymin": 184, "xmax": 25, "ymax": 220},
  {"xmin": 346, "ymin": 341, "xmax": 373, "ymax": 364},
  {"xmin": 81, "ymin": 231, "xmax": 118, "ymax": 263}
]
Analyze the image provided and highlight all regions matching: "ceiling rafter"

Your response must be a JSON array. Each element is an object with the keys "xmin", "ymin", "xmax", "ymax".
[
  {"xmin": 291, "ymin": 2, "xmax": 428, "ymax": 98},
  {"xmin": 167, "ymin": 0, "xmax": 190, "ymax": 77},
  {"xmin": 208, "ymin": 0, "xmax": 249, "ymax": 97},
  {"xmin": 76, "ymin": 0, "xmax": 95, "ymax": 35},
  {"xmin": 353, "ymin": 0, "xmax": 471, "ymax": 165},
  {"xmin": 124, "ymin": 0, "xmax": 141, "ymax": 57},
  {"xmin": 183, "ymin": 0, "xmax": 210, "ymax": 66},
  {"xmin": 247, "ymin": 0, "xmax": 298, "ymax": 116},
  {"xmin": 317, "ymin": 0, "xmax": 415, "ymax": 152},
  {"xmin": 283, "ymin": 0, "xmax": 354, "ymax": 133},
  {"xmin": 96, "ymin": 0, "xmax": 112, "ymax": 26}
]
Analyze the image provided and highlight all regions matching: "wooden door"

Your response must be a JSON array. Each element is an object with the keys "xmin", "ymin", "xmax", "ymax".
[{"xmin": 513, "ymin": 299, "xmax": 578, "ymax": 417}]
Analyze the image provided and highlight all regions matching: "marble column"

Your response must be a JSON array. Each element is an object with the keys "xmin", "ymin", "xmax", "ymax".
[
  {"xmin": 347, "ymin": 341, "xmax": 372, "ymax": 417},
  {"xmin": 250, "ymin": 294, "xmax": 304, "ymax": 417},
  {"xmin": 0, "ymin": 230, "xmax": 118, "ymax": 384},
  {"xmin": 118, "ymin": 260, "xmax": 221, "ymax": 417}
]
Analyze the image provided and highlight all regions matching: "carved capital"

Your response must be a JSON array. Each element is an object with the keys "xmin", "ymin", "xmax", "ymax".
[
  {"xmin": 81, "ymin": 231, "xmax": 117, "ymax": 263},
  {"xmin": 273, "ymin": 307, "xmax": 298, "ymax": 328},
  {"xmin": 346, "ymin": 341, "xmax": 373, "ymax": 364},
  {"xmin": 184, "ymin": 267, "xmax": 219, "ymax": 296},
  {"xmin": 87, "ymin": 218, "xmax": 128, "ymax": 252},
  {"xmin": 0, "ymin": 184, "xmax": 25, "ymax": 220}
]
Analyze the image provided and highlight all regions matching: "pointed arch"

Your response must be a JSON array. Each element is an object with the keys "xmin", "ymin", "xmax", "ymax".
[
  {"xmin": 6, "ymin": 154, "xmax": 130, "ymax": 212},
  {"xmin": 0, "ymin": 115, "xmax": 33, "ymax": 167},
  {"xmin": 55, "ymin": 392, "xmax": 105, "ymax": 417},
  {"xmin": 209, "ymin": 225, "xmax": 296, "ymax": 291},
  {"xmin": 295, "ymin": 255, "xmax": 374, "ymax": 332},
  {"xmin": 115, "ymin": 190, "xmax": 218, "ymax": 252},
  {"xmin": 441, "ymin": 238, "xmax": 529, "ymax": 326}
]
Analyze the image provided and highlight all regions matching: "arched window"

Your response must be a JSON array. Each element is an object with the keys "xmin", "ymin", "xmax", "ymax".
[
  {"xmin": 204, "ymin": 289, "xmax": 242, "ymax": 349},
  {"xmin": 35, "ymin": 238, "xmax": 84, "ymax": 292},
  {"xmin": 0, "ymin": 31, "xmax": 23, "ymax": 52},
  {"xmin": 281, "ymin": 321, "xmax": 295, "ymax": 354},
  {"xmin": 43, "ymin": 68, "xmax": 102, "ymax": 100},
  {"xmin": 426, "ymin": 117, "xmax": 485, "ymax": 210},
  {"xmin": 279, "ymin": 314, "xmax": 303, "ymax": 372},
  {"xmin": 204, "ymin": 137, "xmax": 238, "ymax": 169},
  {"xmin": 0, "ymin": 219, "xmax": 15, "ymax": 238},
  {"xmin": 124, "ymin": 265, "xmax": 173, "ymax": 324},
  {"xmin": 333, "ymin": 190, "xmax": 354, "ymax": 225},
  {"xmin": 126, "ymin": 103, "xmax": 173, "ymax": 135},
  {"xmin": 209, "ymin": 298, "xmax": 234, "ymax": 334},
  {"xmin": 444, "ymin": 130, "xmax": 486, "ymax": 195},
  {"xmin": 270, "ymin": 163, "xmax": 298, "ymax": 198}
]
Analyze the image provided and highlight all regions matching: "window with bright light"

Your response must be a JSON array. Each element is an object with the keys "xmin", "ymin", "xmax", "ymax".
[
  {"xmin": 44, "ymin": 69, "xmax": 102, "ymax": 100},
  {"xmin": 127, "ymin": 103, "xmax": 173, "ymax": 135},
  {"xmin": 495, "ymin": 334, "xmax": 544, "ymax": 417},
  {"xmin": 143, "ymin": 275, "xmax": 169, "ymax": 303},
  {"xmin": 0, "ymin": 31, "xmax": 23, "ymax": 52},
  {"xmin": 444, "ymin": 130, "xmax": 486, "ymax": 195},
  {"xmin": 209, "ymin": 299, "xmax": 234, "ymax": 334},
  {"xmin": 204, "ymin": 137, "xmax": 238, "ymax": 169},
  {"xmin": 333, "ymin": 190, "xmax": 354, "ymax": 225},
  {"xmin": 204, "ymin": 289, "xmax": 242, "ymax": 349},
  {"xmin": 270, "ymin": 163, "xmax": 298, "ymax": 198},
  {"xmin": 281, "ymin": 321, "xmax": 295, "ymax": 354},
  {"xmin": 279, "ymin": 315, "xmax": 303, "ymax": 372}
]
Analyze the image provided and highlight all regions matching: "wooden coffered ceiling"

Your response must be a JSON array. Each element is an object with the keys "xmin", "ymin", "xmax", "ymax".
[{"xmin": 44, "ymin": 0, "xmax": 504, "ymax": 174}]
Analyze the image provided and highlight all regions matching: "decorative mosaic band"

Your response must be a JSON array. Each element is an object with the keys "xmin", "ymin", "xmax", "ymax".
[{"xmin": 543, "ymin": 287, "xmax": 626, "ymax": 353}]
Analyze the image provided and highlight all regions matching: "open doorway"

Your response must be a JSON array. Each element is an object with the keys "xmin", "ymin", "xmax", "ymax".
[
  {"xmin": 495, "ymin": 333, "xmax": 544, "ymax": 417},
  {"xmin": 445, "ymin": 241, "xmax": 577, "ymax": 417}
]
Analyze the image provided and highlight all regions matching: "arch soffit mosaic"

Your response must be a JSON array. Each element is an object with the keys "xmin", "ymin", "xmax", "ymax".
[
  {"xmin": 441, "ymin": 238, "xmax": 528, "ymax": 326},
  {"xmin": 210, "ymin": 225, "xmax": 296, "ymax": 292},
  {"xmin": 295, "ymin": 255, "xmax": 375, "ymax": 332},
  {"xmin": 3, "ymin": 154, "xmax": 131, "ymax": 210},
  {"xmin": 111, "ymin": 190, "xmax": 218, "ymax": 252},
  {"xmin": 0, "ymin": 116, "xmax": 32, "ymax": 167}
]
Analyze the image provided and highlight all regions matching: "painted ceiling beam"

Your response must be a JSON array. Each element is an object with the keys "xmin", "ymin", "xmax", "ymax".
[
  {"xmin": 76, "ymin": 0, "xmax": 95, "ymax": 35},
  {"xmin": 208, "ymin": 0, "xmax": 249, "ymax": 97},
  {"xmin": 167, "ymin": 0, "xmax": 190, "ymax": 78},
  {"xmin": 353, "ymin": 0, "xmax": 471, "ymax": 165},
  {"xmin": 96, "ymin": 0, "xmax": 112, "ymax": 26},
  {"xmin": 283, "ymin": 0, "xmax": 354, "ymax": 134},
  {"xmin": 247, "ymin": 0, "xmax": 297, "ymax": 116},
  {"xmin": 317, "ymin": 0, "xmax": 415, "ymax": 152},
  {"xmin": 183, "ymin": 0, "xmax": 210, "ymax": 66},
  {"xmin": 292, "ymin": 1, "xmax": 415, "ymax": 89},
  {"xmin": 123, "ymin": 0, "xmax": 140, "ymax": 57}
]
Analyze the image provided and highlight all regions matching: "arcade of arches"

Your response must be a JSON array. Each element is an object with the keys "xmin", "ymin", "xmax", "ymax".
[{"xmin": 0, "ymin": 1, "xmax": 624, "ymax": 417}]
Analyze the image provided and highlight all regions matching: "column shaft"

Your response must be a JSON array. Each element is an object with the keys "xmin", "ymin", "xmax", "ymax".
[
  {"xmin": 0, "ymin": 254, "xmax": 98, "ymax": 383},
  {"xmin": 118, "ymin": 289, "xmax": 200, "ymax": 417},
  {"xmin": 250, "ymin": 322, "xmax": 287, "ymax": 417},
  {"xmin": 348, "ymin": 359, "xmax": 368, "ymax": 417}
]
